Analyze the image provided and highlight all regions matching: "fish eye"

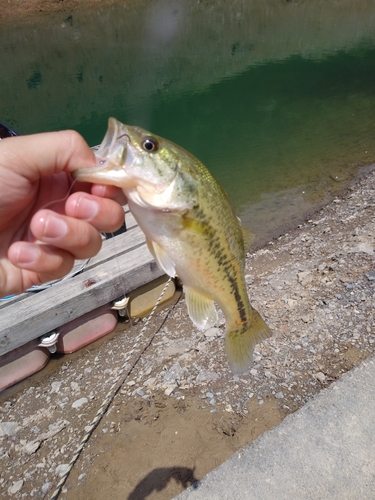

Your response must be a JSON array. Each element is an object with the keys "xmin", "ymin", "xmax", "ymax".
[{"xmin": 142, "ymin": 136, "xmax": 159, "ymax": 152}]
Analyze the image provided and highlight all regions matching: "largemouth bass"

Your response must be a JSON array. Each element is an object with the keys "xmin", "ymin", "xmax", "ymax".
[{"xmin": 73, "ymin": 118, "xmax": 271, "ymax": 373}]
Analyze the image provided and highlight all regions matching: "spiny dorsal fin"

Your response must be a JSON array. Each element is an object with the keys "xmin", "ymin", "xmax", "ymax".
[{"xmin": 241, "ymin": 226, "xmax": 255, "ymax": 252}]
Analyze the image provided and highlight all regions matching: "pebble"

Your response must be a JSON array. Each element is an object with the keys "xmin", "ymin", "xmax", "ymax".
[
  {"xmin": 71, "ymin": 398, "xmax": 88, "ymax": 409},
  {"xmin": 55, "ymin": 464, "xmax": 70, "ymax": 477},
  {"xmin": 8, "ymin": 480, "xmax": 23, "ymax": 495},
  {"xmin": 196, "ymin": 370, "xmax": 218, "ymax": 384},
  {"xmin": 50, "ymin": 381, "xmax": 62, "ymax": 393},
  {"xmin": 42, "ymin": 482, "xmax": 53, "ymax": 494},
  {"xmin": 204, "ymin": 327, "xmax": 220, "ymax": 337},
  {"xmin": 23, "ymin": 441, "xmax": 40, "ymax": 455},
  {"xmin": 0, "ymin": 422, "xmax": 20, "ymax": 437},
  {"xmin": 164, "ymin": 386, "xmax": 175, "ymax": 396},
  {"xmin": 315, "ymin": 372, "xmax": 326, "ymax": 383}
]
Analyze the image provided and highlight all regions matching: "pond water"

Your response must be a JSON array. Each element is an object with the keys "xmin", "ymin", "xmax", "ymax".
[{"xmin": 1, "ymin": 0, "xmax": 375, "ymax": 244}]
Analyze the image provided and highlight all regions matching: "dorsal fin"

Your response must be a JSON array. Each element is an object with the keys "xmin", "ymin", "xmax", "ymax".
[{"xmin": 241, "ymin": 226, "xmax": 255, "ymax": 251}]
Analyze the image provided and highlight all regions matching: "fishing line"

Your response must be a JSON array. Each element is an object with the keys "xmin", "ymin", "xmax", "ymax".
[
  {"xmin": 49, "ymin": 276, "xmax": 174, "ymax": 500},
  {"xmin": 25, "ymin": 177, "xmax": 91, "ymax": 292}
]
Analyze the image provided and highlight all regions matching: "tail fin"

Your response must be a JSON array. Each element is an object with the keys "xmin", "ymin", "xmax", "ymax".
[{"xmin": 225, "ymin": 309, "xmax": 272, "ymax": 374}]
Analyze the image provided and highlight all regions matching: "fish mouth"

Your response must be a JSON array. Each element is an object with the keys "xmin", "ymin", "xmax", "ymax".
[{"xmin": 72, "ymin": 118, "xmax": 135, "ymax": 188}]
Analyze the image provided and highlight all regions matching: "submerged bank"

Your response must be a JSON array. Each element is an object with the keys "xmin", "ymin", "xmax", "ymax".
[{"xmin": 1, "ymin": 167, "xmax": 374, "ymax": 499}]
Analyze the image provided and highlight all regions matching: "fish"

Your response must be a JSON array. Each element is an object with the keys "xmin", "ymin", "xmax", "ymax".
[{"xmin": 73, "ymin": 118, "xmax": 272, "ymax": 373}]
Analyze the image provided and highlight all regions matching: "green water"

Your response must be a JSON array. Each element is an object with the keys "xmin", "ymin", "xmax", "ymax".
[{"xmin": 1, "ymin": 0, "xmax": 375, "ymax": 244}]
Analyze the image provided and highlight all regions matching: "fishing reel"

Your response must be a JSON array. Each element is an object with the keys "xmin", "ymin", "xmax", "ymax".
[{"xmin": 0, "ymin": 122, "xmax": 19, "ymax": 139}]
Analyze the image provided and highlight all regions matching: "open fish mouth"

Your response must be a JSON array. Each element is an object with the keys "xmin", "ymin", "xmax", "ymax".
[{"xmin": 72, "ymin": 118, "xmax": 135, "ymax": 187}]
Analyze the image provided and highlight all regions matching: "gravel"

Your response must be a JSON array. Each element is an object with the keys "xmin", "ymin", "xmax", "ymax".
[{"xmin": 0, "ymin": 168, "xmax": 374, "ymax": 499}]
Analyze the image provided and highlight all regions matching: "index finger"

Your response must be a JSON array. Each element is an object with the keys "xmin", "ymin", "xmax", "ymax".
[{"xmin": 0, "ymin": 130, "xmax": 96, "ymax": 181}]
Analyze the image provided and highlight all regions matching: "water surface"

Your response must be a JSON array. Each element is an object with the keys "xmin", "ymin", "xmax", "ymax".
[{"xmin": 1, "ymin": 0, "xmax": 375, "ymax": 244}]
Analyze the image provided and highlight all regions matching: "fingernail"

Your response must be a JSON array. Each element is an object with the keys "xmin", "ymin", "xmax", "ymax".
[
  {"xmin": 77, "ymin": 196, "xmax": 99, "ymax": 220},
  {"xmin": 17, "ymin": 244, "xmax": 40, "ymax": 265},
  {"xmin": 43, "ymin": 214, "xmax": 68, "ymax": 239}
]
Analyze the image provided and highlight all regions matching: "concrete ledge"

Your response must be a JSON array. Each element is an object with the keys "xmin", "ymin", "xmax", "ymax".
[{"xmin": 176, "ymin": 355, "xmax": 375, "ymax": 500}]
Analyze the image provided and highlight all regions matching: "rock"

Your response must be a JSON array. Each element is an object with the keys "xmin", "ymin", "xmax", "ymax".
[
  {"xmin": 349, "ymin": 242, "xmax": 374, "ymax": 255},
  {"xmin": 298, "ymin": 271, "xmax": 312, "ymax": 285},
  {"xmin": 23, "ymin": 441, "xmax": 40, "ymax": 455},
  {"xmin": 315, "ymin": 372, "xmax": 326, "ymax": 383},
  {"xmin": 72, "ymin": 397, "xmax": 88, "ymax": 409},
  {"xmin": 8, "ymin": 480, "xmax": 23, "ymax": 495},
  {"xmin": 196, "ymin": 370, "xmax": 218, "ymax": 384},
  {"xmin": 55, "ymin": 464, "xmax": 70, "ymax": 477},
  {"xmin": 0, "ymin": 422, "xmax": 20, "ymax": 437},
  {"xmin": 50, "ymin": 381, "xmax": 62, "ymax": 393},
  {"xmin": 204, "ymin": 327, "xmax": 220, "ymax": 338},
  {"xmin": 164, "ymin": 386, "xmax": 175, "ymax": 396},
  {"xmin": 70, "ymin": 381, "xmax": 80, "ymax": 392},
  {"xmin": 143, "ymin": 377, "xmax": 157, "ymax": 388},
  {"xmin": 245, "ymin": 274, "xmax": 254, "ymax": 285},
  {"xmin": 42, "ymin": 482, "xmax": 53, "ymax": 494},
  {"xmin": 275, "ymin": 392, "xmax": 284, "ymax": 399},
  {"xmin": 163, "ymin": 363, "xmax": 181, "ymax": 385},
  {"xmin": 37, "ymin": 421, "xmax": 67, "ymax": 441}
]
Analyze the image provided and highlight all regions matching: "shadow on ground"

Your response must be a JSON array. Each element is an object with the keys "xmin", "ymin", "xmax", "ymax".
[{"xmin": 127, "ymin": 466, "xmax": 199, "ymax": 500}]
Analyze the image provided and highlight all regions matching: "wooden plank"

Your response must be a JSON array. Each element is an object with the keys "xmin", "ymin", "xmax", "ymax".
[
  {"xmin": 0, "ymin": 236, "xmax": 164, "ymax": 357},
  {"xmin": 0, "ymin": 222, "xmax": 144, "ymax": 310},
  {"xmin": 86, "ymin": 223, "xmax": 145, "ymax": 268}
]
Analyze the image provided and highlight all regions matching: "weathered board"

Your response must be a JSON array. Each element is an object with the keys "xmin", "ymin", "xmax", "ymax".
[{"xmin": 0, "ymin": 210, "xmax": 164, "ymax": 357}]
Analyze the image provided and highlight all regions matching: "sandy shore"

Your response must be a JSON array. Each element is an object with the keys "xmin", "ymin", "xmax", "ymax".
[
  {"xmin": 1, "ymin": 167, "xmax": 374, "ymax": 499},
  {"xmin": 0, "ymin": 0, "xmax": 135, "ymax": 20}
]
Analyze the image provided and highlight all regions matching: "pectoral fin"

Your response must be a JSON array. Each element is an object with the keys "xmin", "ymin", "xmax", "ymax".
[
  {"xmin": 146, "ymin": 238, "xmax": 176, "ymax": 277},
  {"xmin": 184, "ymin": 286, "xmax": 218, "ymax": 330},
  {"xmin": 225, "ymin": 309, "xmax": 272, "ymax": 374}
]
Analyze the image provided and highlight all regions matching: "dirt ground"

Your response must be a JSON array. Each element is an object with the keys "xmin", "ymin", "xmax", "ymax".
[{"xmin": 1, "ymin": 167, "xmax": 374, "ymax": 500}]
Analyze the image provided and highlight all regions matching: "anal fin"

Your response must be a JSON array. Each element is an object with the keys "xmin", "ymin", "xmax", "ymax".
[{"xmin": 184, "ymin": 286, "xmax": 218, "ymax": 331}]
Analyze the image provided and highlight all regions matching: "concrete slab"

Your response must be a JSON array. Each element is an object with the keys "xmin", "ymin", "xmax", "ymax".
[{"xmin": 176, "ymin": 355, "xmax": 375, "ymax": 500}]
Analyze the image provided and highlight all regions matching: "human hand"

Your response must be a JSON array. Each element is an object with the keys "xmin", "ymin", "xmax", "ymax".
[{"xmin": 0, "ymin": 130, "xmax": 127, "ymax": 296}]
